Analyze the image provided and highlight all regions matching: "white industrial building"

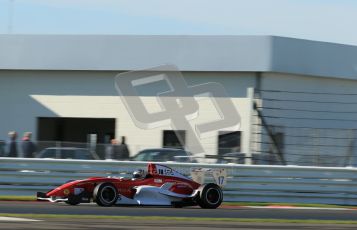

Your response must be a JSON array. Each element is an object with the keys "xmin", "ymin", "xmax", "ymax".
[{"xmin": 1, "ymin": 35, "xmax": 357, "ymax": 164}]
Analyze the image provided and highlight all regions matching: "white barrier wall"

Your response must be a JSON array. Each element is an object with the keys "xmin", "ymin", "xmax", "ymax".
[{"xmin": 2, "ymin": 157, "xmax": 357, "ymax": 205}]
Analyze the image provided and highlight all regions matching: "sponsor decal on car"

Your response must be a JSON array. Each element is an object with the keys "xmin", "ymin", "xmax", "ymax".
[
  {"xmin": 154, "ymin": 179, "xmax": 163, "ymax": 183},
  {"xmin": 74, "ymin": 187, "xmax": 85, "ymax": 195}
]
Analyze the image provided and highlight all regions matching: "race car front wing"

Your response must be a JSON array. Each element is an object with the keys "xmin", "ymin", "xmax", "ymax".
[{"xmin": 36, "ymin": 192, "xmax": 69, "ymax": 203}]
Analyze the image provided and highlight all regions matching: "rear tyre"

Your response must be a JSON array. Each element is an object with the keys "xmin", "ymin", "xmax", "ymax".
[
  {"xmin": 93, "ymin": 183, "xmax": 118, "ymax": 207},
  {"xmin": 197, "ymin": 183, "xmax": 223, "ymax": 209}
]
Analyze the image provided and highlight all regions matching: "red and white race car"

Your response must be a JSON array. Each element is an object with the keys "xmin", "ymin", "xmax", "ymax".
[{"xmin": 37, "ymin": 163, "xmax": 226, "ymax": 209}]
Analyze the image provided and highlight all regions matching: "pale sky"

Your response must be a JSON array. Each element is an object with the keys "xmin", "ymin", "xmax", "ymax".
[{"xmin": 0, "ymin": 0, "xmax": 356, "ymax": 45}]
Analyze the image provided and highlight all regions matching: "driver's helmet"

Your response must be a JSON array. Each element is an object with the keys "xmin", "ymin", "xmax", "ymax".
[{"xmin": 132, "ymin": 169, "xmax": 146, "ymax": 180}]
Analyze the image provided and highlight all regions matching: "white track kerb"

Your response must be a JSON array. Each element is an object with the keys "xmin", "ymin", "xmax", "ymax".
[
  {"xmin": 2, "ymin": 157, "xmax": 357, "ymax": 205},
  {"xmin": 0, "ymin": 216, "xmax": 41, "ymax": 222}
]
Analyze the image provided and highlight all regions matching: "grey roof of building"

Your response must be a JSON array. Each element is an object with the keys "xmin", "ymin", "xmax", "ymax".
[{"xmin": 0, "ymin": 35, "xmax": 357, "ymax": 80}]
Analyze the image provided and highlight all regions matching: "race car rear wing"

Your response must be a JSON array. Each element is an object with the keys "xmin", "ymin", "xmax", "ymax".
[{"xmin": 190, "ymin": 168, "xmax": 227, "ymax": 187}]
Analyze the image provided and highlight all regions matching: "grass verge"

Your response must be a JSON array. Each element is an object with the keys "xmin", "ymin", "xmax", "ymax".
[
  {"xmin": 0, "ymin": 196, "xmax": 36, "ymax": 201},
  {"xmin": 1, "ymin": 213, "xmax": 357, "ymax": 225}
]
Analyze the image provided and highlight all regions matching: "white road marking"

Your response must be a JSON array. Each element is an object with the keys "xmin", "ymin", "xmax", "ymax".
[{"xmin": 0, "ymin": 216, "xmax": 42, "ymax": 222}]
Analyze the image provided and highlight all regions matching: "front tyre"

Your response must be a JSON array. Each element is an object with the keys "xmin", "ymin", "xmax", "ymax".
[
  {"xmin": 93, "ymin": 183, "xmax": 118, "ymax": 207},
  {"xmin": 65, "ymin": 195, "xmax": 80, "ymax": 205},
  {"xmin": 197, "ymin": 183, "xmax": 223, "ymax": 209},
  {"xmin": 64, "ymin": 180, "xmax": 80, "ymax": 205}
]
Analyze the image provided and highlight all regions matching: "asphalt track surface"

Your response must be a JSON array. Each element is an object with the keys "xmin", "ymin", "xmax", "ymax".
[{"xmin": 2, "ymin": 201, "xmax": 357, "ymax": 221}]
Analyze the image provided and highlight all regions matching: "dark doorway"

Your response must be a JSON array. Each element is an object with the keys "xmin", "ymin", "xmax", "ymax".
[
  {"xmin": 218, "ymin": 131, "xmax": 241, "ymax": 155},
  {"xmin": 162, "ymin": 130, "xmax": 186, "ymax": 149},
  {"xmin": 37, "ymin": 117, "xmax": 115, "ymax": 143}
]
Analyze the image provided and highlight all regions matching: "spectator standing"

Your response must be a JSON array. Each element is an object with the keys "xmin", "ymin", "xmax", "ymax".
[
  {"xmin": 105, "ymin": 139, "xmax": 118, "ymax": 160},
  {"xmin": 117, "ymin": 136, "xmax": 130, "ymax": 160},
  {"xmin": 0, "ymin": 140, "xmax": 5, "ymax": 157},
  {"xmin": 21, "ymin": 132, "xmax": 36, "ymax": 158},
  {"xmin": 6, "ymin": 131, "xmax": 18, "ymax": 157}
]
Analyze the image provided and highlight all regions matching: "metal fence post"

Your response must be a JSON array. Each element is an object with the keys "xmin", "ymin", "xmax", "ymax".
[{"xmin": 244, "ymin": 88, "xmax": 255, "ymax": 165}]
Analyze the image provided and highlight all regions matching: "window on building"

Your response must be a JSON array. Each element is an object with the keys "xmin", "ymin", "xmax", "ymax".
[
  {"xmin": 218, "ymin": 131, "xmax": 241, "ymax": 155},
  {"xmin": 162, "ymin": 130, "xmax": 186, "ymax": 149}
]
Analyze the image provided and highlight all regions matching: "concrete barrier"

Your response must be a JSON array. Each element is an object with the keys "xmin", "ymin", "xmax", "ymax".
[{"xmin": 1, "ymin": 157, "xmax": 357, "ymax": 205}]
